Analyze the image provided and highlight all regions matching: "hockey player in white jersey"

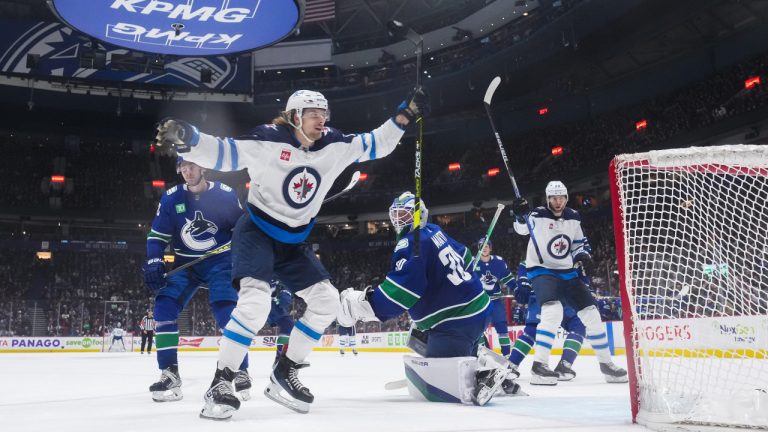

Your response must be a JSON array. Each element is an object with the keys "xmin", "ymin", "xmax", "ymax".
[
  {"xmin": 155, "ymin": 88, "xmax": 428, "ymax": 419},
  {"xmin": 511, "ymin": 181, "xmax": 628, "ymax": 385},
  {"xmin": 109, "ymin": 323, "xmax": 127, "ymax": 352}
]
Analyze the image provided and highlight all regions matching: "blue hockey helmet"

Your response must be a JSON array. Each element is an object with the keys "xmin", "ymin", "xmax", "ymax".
[
  {"xmin": 389, "ymin": 191, "xmax": 428, "ymax": 236},
  {"xmin": 477, "ymin": 237, "xmax": 492, "ymax": 249}
]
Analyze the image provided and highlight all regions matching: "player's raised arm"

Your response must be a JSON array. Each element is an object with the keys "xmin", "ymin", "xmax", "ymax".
[{"xmin": 154, "ymin": 119, "xmax": 249, "ymax": 172}]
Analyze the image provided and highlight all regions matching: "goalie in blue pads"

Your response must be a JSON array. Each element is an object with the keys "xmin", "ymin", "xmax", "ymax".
[{"xmin": 339, "ymin": 192, "xmax": 520, "ymax": 405}]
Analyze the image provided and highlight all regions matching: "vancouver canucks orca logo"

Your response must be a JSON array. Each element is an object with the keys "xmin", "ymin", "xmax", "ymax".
[
  {"xmin": 547, "ymin": 234, "xmax": 572, "ymax": 259},
  {"xmin": 282, "ymin": 166, "xmax": 321, "ymax": 209},
  {"xmin": 480, "ymin": 270, "xmax": 497, "ymax": 291},
  {"xmin": 181, "ymin": 211, "xmax": 218, "ymax": 251}
]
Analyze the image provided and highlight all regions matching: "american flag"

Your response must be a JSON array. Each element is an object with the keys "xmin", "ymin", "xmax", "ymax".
[{"xmin": 304, "ymin": 0, "xmax": 336, "ymax": 23}]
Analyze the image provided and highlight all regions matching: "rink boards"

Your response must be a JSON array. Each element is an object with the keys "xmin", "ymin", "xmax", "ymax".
[{"xmin": 0, "ymin": 321, "xmax": 627, "ymax": 354}]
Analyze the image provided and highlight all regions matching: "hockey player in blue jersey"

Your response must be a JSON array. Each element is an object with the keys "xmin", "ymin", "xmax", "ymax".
[
  {"xmin": 473, "ymin": 238, "xmax": 516, "ymax": 358},
  {"xmin": 143, "ymin": 159, "xmax": 251, "ymax": 402},
  {"xmin": 266, "ymin": 280, "xmax": 294, "ymax": 363},
  {"xmin": 511, "ymin": 181, "xmax": 628, "ymax": 385},
  {"xmin": 509, "ymin": 262, "xmax": 587, "ymax": 383},
  {"xmin": 155, "ymin": 88, "xmax": 428, "ymax": 418},
  {"xmin": 338, "ymin": 192, "xmax": 518, "ymax": 406}
]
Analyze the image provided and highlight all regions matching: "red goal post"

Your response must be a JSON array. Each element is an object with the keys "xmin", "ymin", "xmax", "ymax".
[{"xmin": 609, "ymin": 145, "xmax": 768, "ymax": 431}]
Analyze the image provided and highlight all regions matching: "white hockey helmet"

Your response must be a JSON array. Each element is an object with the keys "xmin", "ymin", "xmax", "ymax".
[
  {"xmin": 116, "ymin": 323, "xmax": 121, "ymax": 328},
  {"xmin": 545, "ymin": 180, "xmax": 568, "ymax": 200},
  {"xmin": 285, "ymin": 90, "xmax": 330, "ymax": 121},
  {"xmin": 389, "ymin": 191, "xmax": 428, "ymax": 236}
]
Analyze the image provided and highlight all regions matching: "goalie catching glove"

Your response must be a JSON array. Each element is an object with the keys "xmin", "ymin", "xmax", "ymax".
[
  {"xmin": 396, "ymin": 87, "xmax": 430, "ymax": 124},
  {"xmin": 338, "ymin": 287, "xmax": 378, "ymax": 327},
  {"xmin": 154, "ymin": 118, "xmax": 197, "ymax": 153}
]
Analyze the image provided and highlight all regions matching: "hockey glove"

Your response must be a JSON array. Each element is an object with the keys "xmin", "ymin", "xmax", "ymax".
[
  {"xmin": 338, "ymin": 287, "xmax": 378, "ymax": 327},
  {"xmin": 511, "ymin": 197, "xmax": 531, "ymax": 223},
  {"xmin": 573, "ymin": 253, "xmax": 595, "ymax": 277},
  {"xmin": 154, "ymin": 118, "xmax": 197, "ymax": 153},
  {"xmin": 143, "ymin": 257, "xmax": 167, "ymax": 291},
  {"xmin": 396, "ymin": 87, "xmax": 430, "ymax": 123},
  {"xmin": 513, "ymin": 282, "xmax": 532, "ymax": 305}
]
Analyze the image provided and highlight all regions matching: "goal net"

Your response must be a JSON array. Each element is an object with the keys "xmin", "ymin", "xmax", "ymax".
[{"xmin": 609, "ymin": 145, "xmax": 768, "ymax": 430}]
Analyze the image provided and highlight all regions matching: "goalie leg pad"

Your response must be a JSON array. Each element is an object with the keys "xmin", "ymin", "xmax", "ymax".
[{"xmin": 403, "ymin": 355, "xmax": 478, "ymax": 404}]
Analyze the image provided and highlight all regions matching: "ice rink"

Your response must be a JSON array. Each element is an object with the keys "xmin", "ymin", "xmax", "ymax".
[{"xmin": 0, "ymin": 350, "xmax": 646, "ymax": 432}]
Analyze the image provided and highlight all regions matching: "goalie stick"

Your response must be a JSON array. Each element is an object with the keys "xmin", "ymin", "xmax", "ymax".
[
  {"xmin": 483, "ymin": 76, "xmax": 544, "ymax": 264},
  {"xmin": 466, "ymin": 203, "xmax": 505, "ymax": 272},
  {"xmin": 164, "ymin": 171, "xmax": 360, "ymax": 277}
]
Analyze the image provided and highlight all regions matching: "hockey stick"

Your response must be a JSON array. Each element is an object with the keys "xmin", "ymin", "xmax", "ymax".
[
  {"xmin": 466, "ymin": 203, "xmax": 505, "ymax": 272},
  {"xmin": 322, "ymin": 171, "xmax": 361, "ymax": 204},
  {"xmin": 164, "ymin": 243, "xmax": 231, "ymax": 277},
  {"xmin": 385, "ymin": 379, "xmax": 407, "ymax": 390},
  {"xmin": 483, "ymin": 76, "xmax": 544, "ymax": 264},
  {"xmin": 388, "ymin": 20, "xmax": 424, "ymax": 256}
]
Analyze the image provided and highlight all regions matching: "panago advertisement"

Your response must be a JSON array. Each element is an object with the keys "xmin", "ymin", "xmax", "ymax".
[{"xmin": 0, "ymin": 324, "xmax": 628, "ymax": 354}]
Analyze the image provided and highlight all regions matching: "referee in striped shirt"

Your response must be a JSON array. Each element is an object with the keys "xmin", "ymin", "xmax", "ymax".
[{"xmin": 140, "ymin": 311, "xmax": 156, "ymax": 355}]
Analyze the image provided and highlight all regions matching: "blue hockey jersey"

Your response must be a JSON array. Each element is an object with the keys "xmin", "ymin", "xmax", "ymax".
[
  {"xmin": 147, "ymin": 181, "xmax": 243, "ymax": 263},
  {"xmin": 474, "ymin": 255, "xmax": 516, "ymax": 299},
  {"xmin": 369, "ymin": 223, "xmax": 491, "ymax": 331}
]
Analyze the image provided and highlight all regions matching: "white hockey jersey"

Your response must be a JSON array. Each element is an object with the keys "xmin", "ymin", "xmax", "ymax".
[
  {"xmin": 513, "ymin": 206, "xmax": 591, "ymax": 280},
  {"xmin": 111, "ymin": 327, "xmax": 125, "ymax": 337},
  {"xmin": 179, "ymin": 119, "xmax": 404, "ymax": 243}
]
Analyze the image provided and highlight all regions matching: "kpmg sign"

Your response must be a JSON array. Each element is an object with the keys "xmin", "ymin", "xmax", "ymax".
[{"xmin": 47, "ymin": 0, "xmax": 303, "ymax": 55}]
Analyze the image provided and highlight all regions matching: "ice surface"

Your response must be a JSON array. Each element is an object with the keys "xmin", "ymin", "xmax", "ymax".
[{"xmin": 0, "ymin": 351, "xmax": 647, "ymax": 432}]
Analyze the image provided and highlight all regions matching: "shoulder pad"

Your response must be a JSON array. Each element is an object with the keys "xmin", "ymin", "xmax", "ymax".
[
  {"xmin": 165, "ymin": 185, "xmax": 178, "ymax": 196},
  {"xmin": 563, "ymin": 208, "xmax": 582, "ymax": 221},
  {"xmin": 236, "ymin": 124, "xmax": 291, "ymax": 142},
  {"xmin": 219, "ymin": 183, "xmax": 233, "ymax": 192},
  {"xmin": 394, "ymin": 238, "xmax": 409, "ymax": 253}
]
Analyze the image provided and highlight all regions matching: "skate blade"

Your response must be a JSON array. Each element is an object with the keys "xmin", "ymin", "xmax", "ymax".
[
  {"xmin": 530, "ymin": 375, "xmax": 558, "ymax": 386},
  {"xmin": 384, "ymin": 379, "xmax": 407, "ymax": 390},
  {"xmin": 152, "ymin": 389, "xmax": 183, "ymax": 402},
  {"xmin": 473, "ymin": 369, "xmax": 510, "ymax": 406},
  {"xmin": 557, "ymin": 374, "xmax": 575, "ymax": 381},
  {"xmin": 264, "ymin": 383, "xmax": 310, "ymax": 414},
  {"xmin": 604, "ymin": 375, "xmax": 629, "ymax": 384},
  {"xmin": 199, "ymin": 403, "xmax": 236, "ymax": 420}
]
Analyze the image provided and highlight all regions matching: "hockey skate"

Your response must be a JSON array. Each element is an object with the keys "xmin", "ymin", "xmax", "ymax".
[
  {"xmin": 149, "ymin": 365, "xmax": 183, "ymax": 402},
  {"xmin": 233, "ymin": 369, "xmax": 253, "ymax": 401},
  {"xmin": 554, "ymin": 359, "xmax": 576, "ymax": 381},
  {"xmin": 264, "ymin": 356, "xmax": 314, "ymax": 414},
  {"xmin": 499, "ymin": 377, "xmax": 528, "ymax": 397},
  {"xmin": 530, "ymin": 361, "xmax": 559, "ymax": 386},
  {"xmin": 200, "ymin": 367, "xmax": 241, "ymax": 420},
  {"xmin": 477, "ymin": 345, "xmax": 520, "ymax": 379},
  {"xmin": 600, "ymin": 362, "xmax": 629, "ymax": 383},
  {"xmin": 352, "ymin": 349, "xmax": 358, "ymax": 356},
  {"xmin": 471, "ymin": 367, "xmax": 511, "ymax": 406},
  {"xmin": 339, "ymin": 349, "xmax": 345, "ymax": 355}
]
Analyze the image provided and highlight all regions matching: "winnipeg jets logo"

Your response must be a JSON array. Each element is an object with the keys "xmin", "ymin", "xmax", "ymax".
[
  {"xmin": 180, "ymin": 211, "xmax": 218, "ymax": 251},
  {"xmin": 282, "ymin": 166, "xmax": 321, "ymax": 209},
  {"xmin": 547, "ymin": 234, "xmax": 572, "ymax": 259}
]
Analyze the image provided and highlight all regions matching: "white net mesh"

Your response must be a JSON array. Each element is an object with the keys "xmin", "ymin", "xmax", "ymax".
[{"xmin": 612, "ymin": 145, "xmax": 768, "ymax": 430}]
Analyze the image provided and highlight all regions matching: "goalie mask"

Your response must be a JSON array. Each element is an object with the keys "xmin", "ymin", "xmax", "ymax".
[{"xmin": 389, "ymin": 192, "xmax": 428, "ymax": 237}]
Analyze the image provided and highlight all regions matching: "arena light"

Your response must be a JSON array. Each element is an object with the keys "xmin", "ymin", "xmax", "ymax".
[
  {"xmin": 745, "ymin": 76, "xmax": 761, "ymax": 89},
  {"xmin": 636, "ymin": 119, "xmax": 648, "ymax": 131},
  {"xmin": 551, "ymin": 146, "xmax": 564, "ymax": 156},
  {"xmin": 448, "ymin": 163, "xmax": 461, "ymax": 171},
  {"xmin": 358, "ymin": 173, "xmax": 368, "ymax": 181},
  {"xmin": 151, "ymin": 180, "xmax": 165, "ymax": 188},
  {"xmin": 51, "ymin": 175, "xmax": 65, "ymax": 183},
  {"xmin": 487, "ymin": 168, "xmax": 501, "ymax": 177},
  {"xmin": 163, "ymin": 254, "xmax": 175, "ymax": 263},
  {"xmin": 538, "ymin": 107, "xmax": 549, "ymax": 116},
  {"xmin": 36, "ymin": 251, "xmax": 52, "ymax": 260}
]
